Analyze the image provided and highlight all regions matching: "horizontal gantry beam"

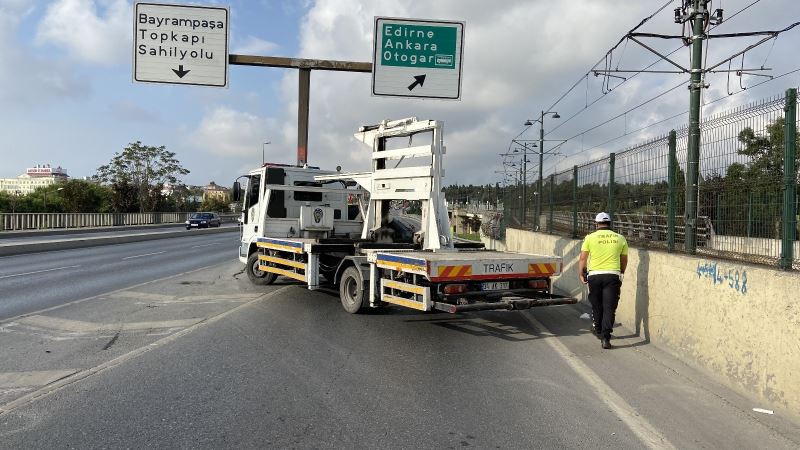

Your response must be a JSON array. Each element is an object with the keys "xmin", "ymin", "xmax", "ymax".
[{"xmin": 229, "ymin": 54, "xmax": 372, "ymax": 73}]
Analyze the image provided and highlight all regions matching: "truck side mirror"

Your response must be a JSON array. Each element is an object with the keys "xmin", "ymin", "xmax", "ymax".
[{"xmin": 232, "ymin": 181, "xmax": 241, "ymax": 202}]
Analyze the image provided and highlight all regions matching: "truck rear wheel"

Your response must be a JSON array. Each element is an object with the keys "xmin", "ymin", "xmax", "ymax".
[
  {"xmin": 339, "ymin": 266, "xmax": 367, "ymax": 314},
  {"xmin": 246, "ymin": 251, "xmax": 277, "ymax": 286}
]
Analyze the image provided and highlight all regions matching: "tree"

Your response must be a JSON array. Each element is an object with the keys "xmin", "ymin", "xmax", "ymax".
[
  {"xmin": 200, "ymin": 196, "xmax": 230, "ymax": 213},
  {"xmin": 59, "ymin": 180, "xmax": 110, "ymax": 213},
  {"xmin": 0, "ymin": 190, "xmax": 34, "ymax": 213},
  {"xmin": 736, "ymin": 117, "xmax": 798, "ymax": 181},
  {"xmin": 20, "ymin": 185, "xmax": 63, "ymax": 213},
  {"xmin": 699, "ymin": 116, "xmax": 799, "ymax": 238},
  {"xmin": 96, "ymin": 141, "xmax": 190, "ymax": 212},
  {"xmin": 107, "ymin": 180, "xmax": 140, "ymax": 213}
]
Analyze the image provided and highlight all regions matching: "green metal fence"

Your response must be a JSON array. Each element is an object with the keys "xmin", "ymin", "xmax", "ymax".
[{"xmin": 505, "ymin": 88, "xmax": 800, "ymax": 269}]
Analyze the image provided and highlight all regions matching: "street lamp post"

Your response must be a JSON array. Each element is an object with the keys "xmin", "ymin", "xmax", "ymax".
[
  {"xmin": 55, "ymin": 187, "xmax": 63, "ymax": 215},
  {"xmin": 262, "ymin": 141, "xmax": 271, "ymax": 166},
  {"xmin": 524, "ymin": 110, "xmax": 560, "ymax": 229}
]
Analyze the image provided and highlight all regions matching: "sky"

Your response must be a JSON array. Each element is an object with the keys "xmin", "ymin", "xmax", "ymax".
[{"xmin": 1, "ymin": 0, "xmax": 799, "ymax": 188}]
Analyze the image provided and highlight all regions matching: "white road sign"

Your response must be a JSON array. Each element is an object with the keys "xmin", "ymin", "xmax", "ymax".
[
  {"xmin": 372, "ymin": 17, "xmax": 464, "ymax": 100},
  {"xmin": 133, "ymin": 2, "xmax": 229, "ymax": 87}
]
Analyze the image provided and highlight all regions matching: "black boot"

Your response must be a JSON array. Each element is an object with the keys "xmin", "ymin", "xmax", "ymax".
[
  {"xmin": 591, "ymin": 323, "xmax": 602, "ymax": 339},
  {"xmin": 601, "ymin": 337, "xmax": 612, "ymax": 349}
]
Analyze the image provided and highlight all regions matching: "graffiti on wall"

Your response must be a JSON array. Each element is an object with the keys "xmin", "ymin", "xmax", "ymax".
[{"xmin": 696, "ymin": 261, "xmax": 748, "ymax": 295}]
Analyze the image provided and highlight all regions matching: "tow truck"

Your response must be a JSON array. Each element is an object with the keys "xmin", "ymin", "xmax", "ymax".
[{"xmin": 235, "ymin": 118, "xmax": 576, "ymax": 313}]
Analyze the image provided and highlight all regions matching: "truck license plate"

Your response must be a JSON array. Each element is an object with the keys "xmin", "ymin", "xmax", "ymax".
[{"xmin": 482, "ymin": 281, "xmax": 510, "ymax": 291}]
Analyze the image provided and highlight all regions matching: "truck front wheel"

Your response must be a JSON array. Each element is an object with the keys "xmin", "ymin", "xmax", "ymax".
[
  {"xmin": 246, "ymin": 251, "xmax": 277, "ymax": 285},
  {"xmin": 339, "ymin": 266, "xmax": 367, "ymax": 314}
]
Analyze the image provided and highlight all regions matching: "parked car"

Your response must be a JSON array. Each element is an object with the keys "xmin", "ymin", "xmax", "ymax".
[{"xmin": 186, "ymin": 212, "xmax": 221, "ymax": 229}]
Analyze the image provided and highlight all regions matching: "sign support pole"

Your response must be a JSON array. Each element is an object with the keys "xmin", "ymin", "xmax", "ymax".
[
  {"xmin": 298, "ymin": 68, "xmax": 311, "ymax": 166},
  {"xmin": 228, "ymin": 55, "xmax": 371, "ymax": 166}
]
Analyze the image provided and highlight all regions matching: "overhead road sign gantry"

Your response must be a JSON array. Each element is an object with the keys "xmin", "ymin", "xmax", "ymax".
[
  {"xmin": 372, "ymin": 17, "xmax": 464, "ymax": 100},
  {"xmin": 133, "ymin": 2, "xmax": 229, "ymax": 87}
]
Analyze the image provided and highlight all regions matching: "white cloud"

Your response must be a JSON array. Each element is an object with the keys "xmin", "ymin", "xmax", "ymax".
[
  {"xmin": 232, "ymin": 35, "xmax": 279, "ymax": 55},
  {"xmin": 0, "ymin": 1, "xmax": 90, "ymax": 105},
  {"xmin": 189, "ymin": 106, "xmax": 280, "ymax": 158},
  {"xmin": 36, "ymin": 0, "xmax": 130, "ymax": 65}
]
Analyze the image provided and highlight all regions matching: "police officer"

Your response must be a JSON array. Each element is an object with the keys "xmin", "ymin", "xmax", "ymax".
[{"xmin": 578, "ymin": 212, "xmax": 628, "ymax": 349}]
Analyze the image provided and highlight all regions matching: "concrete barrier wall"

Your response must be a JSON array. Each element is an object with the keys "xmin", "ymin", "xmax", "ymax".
[{"xmin": 503, "ymin": 228, "xmax": 800, "ymax": 419}]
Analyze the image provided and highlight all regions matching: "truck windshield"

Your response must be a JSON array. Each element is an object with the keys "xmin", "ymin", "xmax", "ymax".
[{"xmin": 245, "ymin": 175, "xmax": 261, "ymax": 208}]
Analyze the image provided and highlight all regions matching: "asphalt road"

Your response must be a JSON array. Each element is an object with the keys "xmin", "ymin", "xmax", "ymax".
[
  {"xmin": 0, "ymin": 231, "xmax": 239, "ymax": 320},
  {"xmin": 0, "ymin": 257, "xmax": 798, "ymax": 448},
  {"xmin": 0, "ymin": 223, "xmax": 236, "ymax": 245}
]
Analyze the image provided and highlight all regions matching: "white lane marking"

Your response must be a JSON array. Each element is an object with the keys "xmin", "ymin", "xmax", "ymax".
[
  {"xmin": 0, "ymin": 370, "xmax": 78, "ymax": 389},
  {"xmin": 190, "ymin": 242, "xmax": 223, "ymax": 248},
  {"xmin": 17, "ymin": 315, "xmax": 203, "ymax": 333},
  {"xmin": 122, "ymin": 251, "xmax": 166, "ymax": 260},
  {"xmin": 111, "ymin": 291, "xmax": 175, "ymax": 302},
  {"xmin": 0, "ymin": 265, "xmax": 81, "ymax": 280},
  {"xmin": 522, "ymin": 313, "xmax": 677, "ymax": 450}
]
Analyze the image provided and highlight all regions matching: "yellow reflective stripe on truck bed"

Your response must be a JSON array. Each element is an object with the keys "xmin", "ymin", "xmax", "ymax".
[
  {"xmin": 256, "ymin": 241, "xmax": 304, "ymax": 254},
  {"xmin": 259, "ymin": 255, "xmax": 306, "ymax": 270},
  {"xmin": 259, "ymin": 265, "xmax": 306, "ymax": 282},
  {"xmin": 382, "ymin": 294, "xmax": 426, "ymax": 311},
  {"xmin": 383, "ymin": 279, "xmax": 425, "ymax": 295}
]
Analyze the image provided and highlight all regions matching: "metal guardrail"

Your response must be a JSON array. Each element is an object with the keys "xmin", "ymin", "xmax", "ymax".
[
  {"xmin": 0, "ymin": 212, "xmax": 238, "ymax": 231},
  {"xmin": 547, "ymin": 211, "xmax": 711, "ymax": 247}
]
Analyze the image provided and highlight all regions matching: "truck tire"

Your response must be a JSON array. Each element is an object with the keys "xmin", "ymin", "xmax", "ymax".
[
  {"xmin": 246, "ymin": 251, "xmax": 277, "ymax": 285},
  {"xmin": 339, "ymin": 266, "xmax": 368, "ymax": 314}
]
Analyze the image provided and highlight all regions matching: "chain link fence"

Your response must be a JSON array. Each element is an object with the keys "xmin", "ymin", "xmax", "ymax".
[{"xmin": 503, "ymin": 88, "xmax": 799, "ymax": 269}]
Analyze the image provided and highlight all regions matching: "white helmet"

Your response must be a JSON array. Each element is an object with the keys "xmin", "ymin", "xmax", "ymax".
[{"xmin": 595, "ymin": 212, "xmax": 611, "ymax": 223}]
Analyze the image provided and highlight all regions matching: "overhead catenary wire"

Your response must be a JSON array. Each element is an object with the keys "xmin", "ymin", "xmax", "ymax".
[
  {"xmin": 553, "ymin": 20, "xmax": 799, "ymax": 150},
  {"xmin": 508, "ymin": 0, "xmax": 783, "ymax": 181},
  {"xmin": 552, "ymin": 65, "xmax": 800, "ymax": 170},
  {"xmin": 538, "ymin": 0, "xmax": 676, "ymax": 117},
  {"xmin": 541, "ymin": 0, "xmax": 766, "ymax": 139}
]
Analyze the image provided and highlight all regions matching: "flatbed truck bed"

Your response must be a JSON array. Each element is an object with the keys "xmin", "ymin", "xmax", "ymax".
[{"xmin": 256, "ymin": 236, "xmax": 575, "ymax": 313}]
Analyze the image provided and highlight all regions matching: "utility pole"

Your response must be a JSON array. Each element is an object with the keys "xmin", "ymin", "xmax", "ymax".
[
  {"xmin": 685, "ymin": 0, "xmax": 707, "ymax": 254},
  {"xmin": 538, "ymin": 112, "xmax": 544, "ymax": 230},
  {"xmin": 523, "ymin": 112, "xmax": 559, "ymax": 230},
  {"xmin": 522, "ymin": 142, "xmax": 528, "ymax": 223},
  {"xmin": 518, "ymin": 164, "xmax": 524, "ymax": 223}
]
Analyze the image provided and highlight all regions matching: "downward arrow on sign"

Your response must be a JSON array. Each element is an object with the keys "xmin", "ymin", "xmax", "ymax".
[
  {"xmin": 172, "ymin": 65, "xmax": 190, "ymax": 78},
  {"xmin": 407, "ymin": 74, "xmax": 426, "ymax": 91}
]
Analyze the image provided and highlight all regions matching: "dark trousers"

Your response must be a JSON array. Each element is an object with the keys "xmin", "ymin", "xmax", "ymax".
[{"xmin": 587, "ymin": 274, "xmax": 622, "ymax": 339}]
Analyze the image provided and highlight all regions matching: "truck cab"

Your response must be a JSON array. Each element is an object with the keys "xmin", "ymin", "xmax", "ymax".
[{"xmin": 235, "ymin": 163, "xmax": 364, "ymax": 284}]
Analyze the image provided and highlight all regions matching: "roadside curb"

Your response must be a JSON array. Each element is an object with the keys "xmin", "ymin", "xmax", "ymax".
[{"xmin": 0, "ymin": 227, "xmax": 238, "ymax": 258}]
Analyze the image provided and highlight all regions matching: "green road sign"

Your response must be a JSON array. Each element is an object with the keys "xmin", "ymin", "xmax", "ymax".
[
  {"xmin": 380, "ymin": 23, "xmax": 457, "ymax": 69},
  {"xmin": 372, "ymin": 17, "xmax": 464, "ymax": 100}
]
